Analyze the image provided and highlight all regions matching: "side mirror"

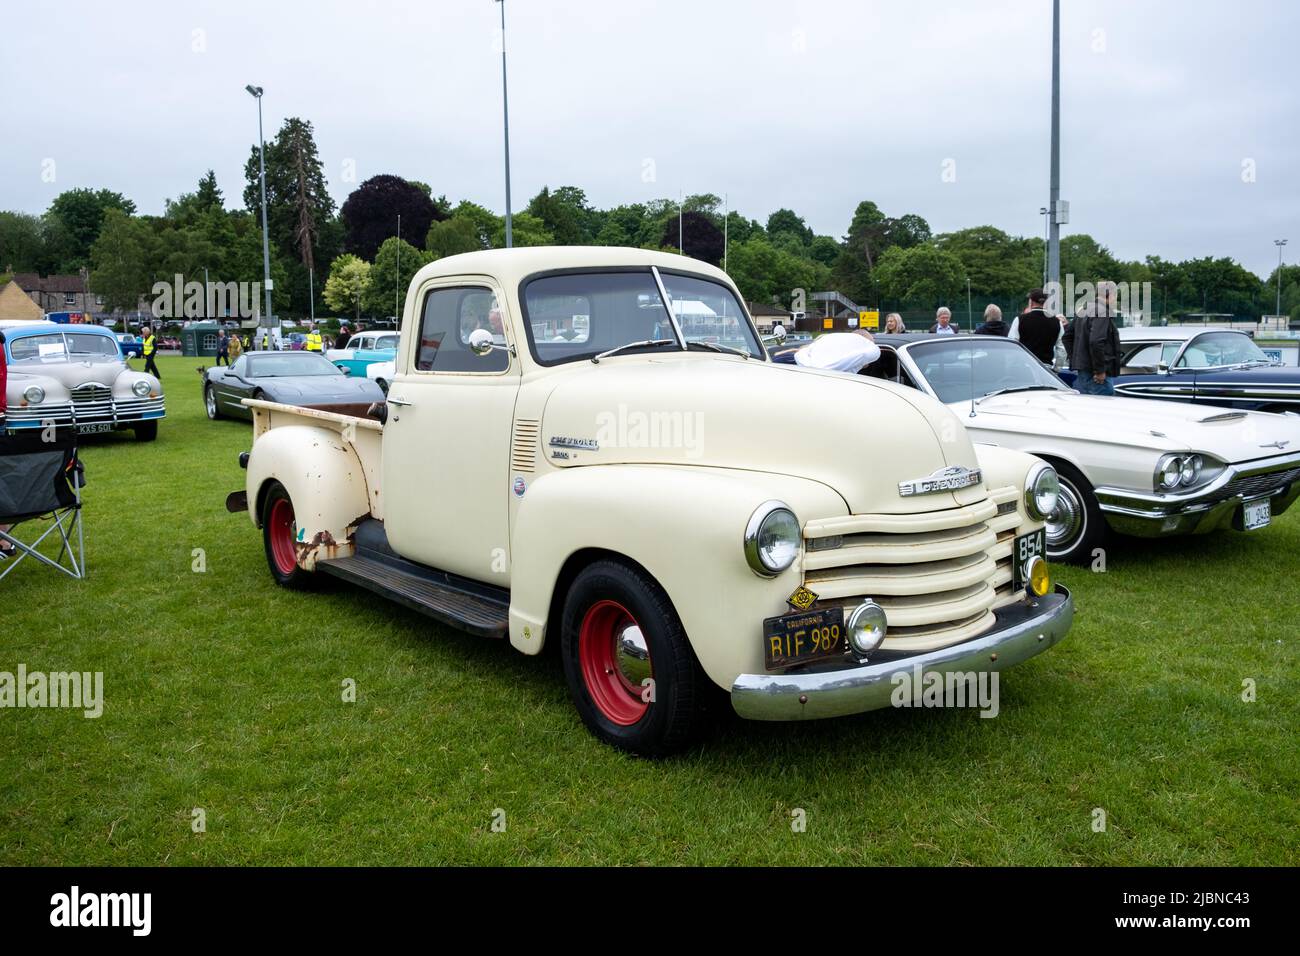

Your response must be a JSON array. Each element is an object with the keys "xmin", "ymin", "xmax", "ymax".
[
  {"xmin": 1157, "ymin": 361, "xmax": 1169, "ymax": 374},
  {"xmin": 763, "ymin": 324, "xmax": 787, "ymax": 345},
  {"xmin": 338, "ymin": 365, "xmax": 352, "ymax": 375},
  {"xmin": 468, "ymin": 328, "xmax": 496, "ymax": 357}
]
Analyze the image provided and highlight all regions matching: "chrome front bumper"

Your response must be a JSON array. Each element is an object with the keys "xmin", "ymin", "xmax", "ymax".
[
  {"xmin": 1095, "ymin": 452, "xmax": 1300, "ymax": 537},
  {"xmin": 4, "ymin": 398, "xmax": 166, "ymax": 430},
  {"xmin": 730, "ymin": 585, "xmax": 1073, "ymax": 721}
]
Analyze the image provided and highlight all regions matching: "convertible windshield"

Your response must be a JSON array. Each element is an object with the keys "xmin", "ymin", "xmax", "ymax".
[
  {"xmin": 522, "ymin": 269, "xmax": 762, "ymax": 365},
  {"xmin": 1177, "ymin": 332, "xmax": 1272, "ymax": 369},
  {"xmin": 246, "ymin": 353, "xmax": 341, "ymax": 377},
  {"xmin": 907, "ymin": 339, "xmax": 1068, "ymax": 404},
  {"xmin": 8, "ymin": 331, "xmax": 120, "ymax": 363}
]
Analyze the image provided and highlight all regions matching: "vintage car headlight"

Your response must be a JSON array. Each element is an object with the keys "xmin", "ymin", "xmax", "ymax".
[
  {"xmin": 1155, "ymin": 453, "xmax": 1220, "ymax": 491},
  {"xmin": 744, "ymin": 500, "xmax": 800, "ymax": 576},
  {"xmin": 1023, "ymin": 462, "xmax": 1060, "ymax": 521},
  {"xmin": 23, "ymin": 385, "xmax": 45, "ymax": 405},
  {"xmin": 846, "ymin": 601, "xmax": 888, "ymax": 658},
  {"xmin": 131, "ymin": 380, "xmax": 151, "ymax": 397}
]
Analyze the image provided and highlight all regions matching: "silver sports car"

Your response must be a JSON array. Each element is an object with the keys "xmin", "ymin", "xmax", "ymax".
[{"xmin": 201, "ymin": 351, "xmax": 386, "ymax": 421}]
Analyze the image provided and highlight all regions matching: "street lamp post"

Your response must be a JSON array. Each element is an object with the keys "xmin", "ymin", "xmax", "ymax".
[
  {"xmin": 1039, "ymin": 207, "xmax": 1049, "ymax": 285},
  {"xmin": 496, "ymin": 1, "xmax": 513, "ymax": 248},
  {"xmin": 1276, "ymin": 239, "xmax": 1289, "ymax": 318},
  {"xmin": 966, "ymin": 278, "xmax": 972, "ymax": 331},
  {"xmin": 245, "ymin": 85, "xmax": 274, "ymax": 329}
]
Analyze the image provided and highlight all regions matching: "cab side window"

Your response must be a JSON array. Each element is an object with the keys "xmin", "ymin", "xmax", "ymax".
[{"xmin": 415, "ymin": 287, "xmax": 509, "ymax": 373}]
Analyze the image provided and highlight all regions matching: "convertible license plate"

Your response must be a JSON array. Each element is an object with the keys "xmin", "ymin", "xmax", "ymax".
[
  {"xmin": 75, "ymin": 423, "xmax": 114, "ymax": 434},
  {"xmin": 1242, "ymin": 499, "xmax": 1271, "ymax": 531},
  {"xmin": 762, "ymin": 606, "xmax": 845, "ymax": 671},
  {"xmin": 1013, "ymin": 528, "xmax": 1046, "ymax": 589}
]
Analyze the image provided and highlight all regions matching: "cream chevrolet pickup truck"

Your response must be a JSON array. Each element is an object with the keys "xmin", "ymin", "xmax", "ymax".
[{"xmin": 229, "ymin": 248, "xmax": 1073, "ymax": 754}]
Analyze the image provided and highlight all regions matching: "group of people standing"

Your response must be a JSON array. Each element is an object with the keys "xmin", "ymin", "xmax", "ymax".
[{"xmin": 916, "ymin": 285, "xmax": 1122, "ymax": 396}]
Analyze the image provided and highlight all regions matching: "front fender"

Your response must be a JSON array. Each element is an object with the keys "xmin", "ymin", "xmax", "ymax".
[
  {"xmin": 507, "ymin": 464, "xmax": 847, "ymax": 690},
  {"xmin": 245, "ymin": 424, "xmax": 373, "ymax": 570},
  {"xmin": 971, "ymin": 443, "xmax": 1049, "ymax": 535}
]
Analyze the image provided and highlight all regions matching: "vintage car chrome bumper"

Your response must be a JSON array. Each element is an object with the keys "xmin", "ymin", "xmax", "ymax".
[
  {"xmin": 730, "ymin": 585, "xmax": 1072, "ymax": 721},
  {"xmin": 1094, "ymin": 451, "xmax": 1300, "ymax": 536},
  {"xmin": 4, "ymin": 397, "xmax": 166, "ymax": 430}
]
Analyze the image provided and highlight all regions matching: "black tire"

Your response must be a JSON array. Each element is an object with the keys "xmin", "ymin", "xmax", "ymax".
[
  {"xmin": 375, "ymin": 378, "xmax": 389, "ymax": 395},
  {"xmin": 560, "ymin": 560, "xmax": 707, "ymax": 756},
  {"xmin": 1043, "ymin": 459, "xmax": 1106, "ymax": 564},
  {"xmin": 261, "ymin": 481, "xmax": 312, "ymax": 589},
  {"xmin": 133, "ymin": 420, "xmax": 158, "ymax": 442},
  {"xmin": 204, "ymin": 384, "xmax": 221, "ymax": 420}
]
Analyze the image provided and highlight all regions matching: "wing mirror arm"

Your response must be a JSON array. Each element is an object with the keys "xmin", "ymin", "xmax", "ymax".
[
  {"xmin": 761, "ymin": 323, "xmax": 788, "ymax": 345},
  {"xmin": 468, "ymin": 328, "xmax": 515, "ymax": 358}
]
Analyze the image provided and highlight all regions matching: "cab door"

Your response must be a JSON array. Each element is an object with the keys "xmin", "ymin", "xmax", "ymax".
[{"xmin": 381, "ymin": 279, "xmax": 520, "ymax": 583}]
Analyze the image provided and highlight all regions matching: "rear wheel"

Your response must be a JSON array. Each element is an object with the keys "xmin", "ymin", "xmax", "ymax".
[
  {"xmin": 261, "ymin": 482, "xmax": 311, "ymax": 588},
  {"xmin": 561, "ymin": 560, "xmax": 706, "ymax": 756},
  {"xmin": 133, "ymin": 420, "xmax": 158, "ymax": 442},
  {"xmin": 1043, "ymin": 460, "xmax": 1106, "ymax": 564},
  {"xmin": 374, "ymin": 378, "xmax": 389, "ymax": 394},
  {"xmin": 204, "ymin": 384, "xmax": 220, "ymax": 420}
]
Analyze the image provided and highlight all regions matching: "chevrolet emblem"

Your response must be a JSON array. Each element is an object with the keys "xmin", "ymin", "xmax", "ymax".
[
  {"xmin": 898, "ymin": 465, "xmax": 982, "ymax": 497},
  {"xmin": 787, "ymin": 585, "xmax": 819, "ymax": 611}
]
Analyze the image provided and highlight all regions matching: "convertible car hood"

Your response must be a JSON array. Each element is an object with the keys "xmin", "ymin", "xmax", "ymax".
[
  {"xmin": 956, "ymin": 390, "xmax": 1300, "ymax": 464},
  {"xmin": 540, "ymin": 356, "xmax": 988, "ymax": 515}
]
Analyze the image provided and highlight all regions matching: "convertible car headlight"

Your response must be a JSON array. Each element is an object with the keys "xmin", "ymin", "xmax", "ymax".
[
  {"xmin": 131, "ymin": 380, "xmax": 151, "ymax": 397},
  {"xmin": 744, "ymin": 500, "xmax": 800, "ymax": 576},
  {"xmin": 1024, "ymin": 462, "xmax": 1060, "ymax": 521},
  {"xmin": 1155, "ymin": 453, "xmax": 1221, "ymax": 491},
  {"xmin": 23, "ymin": 385, "xmax": 45, "ymax": 405}
]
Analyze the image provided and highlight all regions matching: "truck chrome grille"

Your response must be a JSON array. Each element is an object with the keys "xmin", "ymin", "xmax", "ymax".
[{"xmin": 802, "ymin": 487, "xmax": 1023, "ymax": 652}]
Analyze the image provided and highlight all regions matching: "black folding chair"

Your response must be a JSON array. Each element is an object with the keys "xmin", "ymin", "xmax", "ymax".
[{"xmin": 0, "ymin": 432, "xmax": 86, "ymax": 581}]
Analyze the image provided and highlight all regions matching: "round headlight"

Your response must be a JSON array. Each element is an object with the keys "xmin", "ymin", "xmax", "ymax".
[
  {"xmin": 1026, "ymin": 555, "xmax": 1052, "ymax": 597},
  {"xmin": 846, "ymin": 601, "xmax": 888, "ymax": 658},
  {"xmin": 23, "ymin": 385, "xmax": 45, "ymax": 405},
  {"xmin": 132, "ymin": 380, "xmax": 151, "ymax": 397},
  {"xmin": 1024, "ymin": 463, "xmax": 1060, "ymax": 521},
  {"xmin": 1159, "ymin": 457, "xmax": 1182, "ymax": 489},
  {"xmin": 744, "ymin": 501, "xmax": 800, "ymax": 576},
  {"xmin": 1180, "ymin": 454, "xmax": 1202, "ymax": 486}
]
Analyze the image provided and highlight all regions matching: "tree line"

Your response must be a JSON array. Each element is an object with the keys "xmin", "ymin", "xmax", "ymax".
[{"xmin": 2, "ymin": 115, "xmax": 1297, "ymax": 322}]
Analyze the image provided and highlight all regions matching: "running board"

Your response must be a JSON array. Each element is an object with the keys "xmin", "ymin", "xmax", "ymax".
[{"xmin": 316, "ymin": 553, "xmax": 510, "ymax": 639}]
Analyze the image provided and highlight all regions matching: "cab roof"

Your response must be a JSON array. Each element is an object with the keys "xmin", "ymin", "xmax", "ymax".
[{"xmin": 408, "ymin": 245, "xmax": 733, "ymax": 290}]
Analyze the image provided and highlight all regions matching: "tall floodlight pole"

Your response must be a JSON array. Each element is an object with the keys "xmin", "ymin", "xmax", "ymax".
[
  {"xmin": 1276, "ymin": 239, "xmax": 1289, "ymax": 317},
  {"xmin": 1039, "ymin": 207, "xmax": 1049, "ymax": 284},
  {"xmin": 246, "ymin": 85, "xmax": 274, "ymax": 328},
  {"xmin": 679, "ymin": 191, "xmax": 684, "ymax": 253},
  {"xmin": 966, "ymin": 278, "xmax": 972, "ymax": 330},
  {"xmin": 1046, "ymin": 0, "xmax": 1062, "ymax": 290},
  {"xmin": 496, "ymin": 1, "xmax": 513, "ymax": 247}
]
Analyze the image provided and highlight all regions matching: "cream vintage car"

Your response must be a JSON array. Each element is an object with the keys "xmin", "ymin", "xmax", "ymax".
[
  {"xmin": 228, "ymin": 248, "xmax": 1073, "ymax": 755},
  {"xmin": 851, "ymin": 334, "xmax": 1300, "ymax": 563},
  {"xmin": 3, "ymin": 321, "xmax": 165, "ymax": 441}
]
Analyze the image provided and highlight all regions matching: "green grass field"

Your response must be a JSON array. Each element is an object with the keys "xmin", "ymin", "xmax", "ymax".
[{"xmin": 1, "ymin": 354, "xmax": 1295, "ymax": 865}]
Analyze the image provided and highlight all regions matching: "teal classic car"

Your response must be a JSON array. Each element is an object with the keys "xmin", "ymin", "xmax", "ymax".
[{"xmin": 326, "ymin": 331, "xmax": 398, "ymax": 377}]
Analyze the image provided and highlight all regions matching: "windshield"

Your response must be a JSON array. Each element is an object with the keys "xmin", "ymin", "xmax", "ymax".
[
  {"xmin": 522, "ymin": 269, "xmax": 762, "ymax": 365},
  {"xmin": 907, "ymin": 339, "xmax": 1068, "ymax": 404},
  {"xmin": 9, "ymin": 331, "xmax": 121, "ymax": 363},
  {"xmin": 246, "ymin": 353, "xmax": 341, "ymax": 378},
  {"xmin": 374, "ymin": 334, "xmax": 398, "ymax": 350},
  {"xmin": 1177, "ymin": 332, "xmax": 1271, "ymax": 369}
]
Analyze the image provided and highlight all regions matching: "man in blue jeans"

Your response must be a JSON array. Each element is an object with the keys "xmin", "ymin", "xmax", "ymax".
[{"xmin": 1065, "ymin": 282, "xmax": 1121, "ymax": 395}]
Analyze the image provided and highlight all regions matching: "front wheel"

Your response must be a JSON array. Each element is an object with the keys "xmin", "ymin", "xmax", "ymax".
[
  {"xmin": 261, "ymin": 482, "xmax": 312, "ymax": 588},
  {"xmin": 133, "ymin": 420, "xmax": 158, "ymax": 442},
  {"xmin": 204, "ymin": 384, "xmax": 220, "ymax": 420},
  {"xmin": 560, "ymin": 560, "xmax": 707, "ymax": 756},
  {"xmin": 1044, "ymin": 461, "xmax": 1106, "ymax": 564}
]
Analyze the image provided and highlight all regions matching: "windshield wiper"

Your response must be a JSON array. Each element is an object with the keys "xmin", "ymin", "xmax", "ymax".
[
  {"xmin": 686, "ymin": 341, "xmax": 749, "ymax": 359},
  {"xmin": 976, "ymin": 385, "xmax": 1062, "ymax": 404},
  {"xmin": 590, "ymin": 339, "xmax": 678, "ymax": 363}
]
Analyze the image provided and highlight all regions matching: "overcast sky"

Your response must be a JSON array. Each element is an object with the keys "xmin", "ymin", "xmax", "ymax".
[{"xmin": 2, "ymin": 0, "xmax": 1295, "ymax": 276}]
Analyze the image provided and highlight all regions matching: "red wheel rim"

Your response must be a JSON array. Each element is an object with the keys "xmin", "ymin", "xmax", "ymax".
[
  {"xmin": 578, "ymin": 600, "xmax": 652, "ymax": 726},
  {"xmin": 268, "ymin": 497, "xmax": 298, "ymax": 576}
]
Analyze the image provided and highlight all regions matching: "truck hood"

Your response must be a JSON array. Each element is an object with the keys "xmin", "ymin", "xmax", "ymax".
[
  {"xmin": 540, "ymin": 356, "xmax": 990, "ymax": 514},
  {"xmin": 954, "ymin": 389, "xmax": 1300, "ymax": 464}
]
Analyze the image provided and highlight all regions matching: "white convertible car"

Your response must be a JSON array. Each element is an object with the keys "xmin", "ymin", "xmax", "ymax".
[{"xmin": 787, "ymin": 333, "xmax": 1300, "ymax": 563}]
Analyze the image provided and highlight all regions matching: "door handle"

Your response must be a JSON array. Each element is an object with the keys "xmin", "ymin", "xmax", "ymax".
[{"xmin": 387, "ymin": 396, "xmax": 413, "ymax": 407}]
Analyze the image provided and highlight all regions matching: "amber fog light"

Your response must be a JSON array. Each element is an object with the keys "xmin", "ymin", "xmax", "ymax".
[
  {"xmin": 847, "ymin": 600, "xmax": 888, "ymax": 658},
  {"xmin": 1026, "ymin": 555, "xmax": 1051, "ymax": 597}
]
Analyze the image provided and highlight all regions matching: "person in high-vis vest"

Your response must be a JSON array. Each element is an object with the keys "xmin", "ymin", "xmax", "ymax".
[
  {"xmin": 260, "ymin": 331, "xmax": 271, "ymax": 351},
  {"xmin": 142, "ymin": 326, "xmax": 161, "ymax": 379},
  {"xmin": 305, "ymin": 325, "xmax": 323, "ymax": 353}
]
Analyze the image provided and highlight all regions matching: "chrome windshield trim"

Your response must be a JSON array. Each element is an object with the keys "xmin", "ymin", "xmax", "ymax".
[{"xmin": 649, "ymin": 266, "xmax": 687, "ymax": 351}]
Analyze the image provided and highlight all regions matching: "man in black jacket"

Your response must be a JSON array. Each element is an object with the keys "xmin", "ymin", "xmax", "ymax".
[
  {"xmin": 1009, "ymin": 288, "xmax": 1062, "ymax": 364},
  {"xmin": 1065, "ymin": 282, "xmax": 1121, "ymax": 395},
  {"xmin": 974, "ymin": 304, "xmax": 1009, "ymax": 336}
]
